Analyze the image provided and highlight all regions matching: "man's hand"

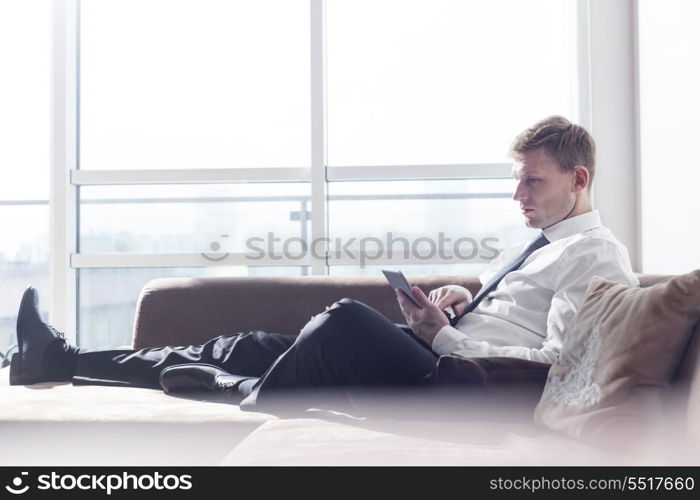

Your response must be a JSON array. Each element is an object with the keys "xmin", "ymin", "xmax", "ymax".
[
  {"xmin": 428, "ymin": 285, "xmax": 473, "ymax": 316},
  {"xmin": 395, "ymin": 286, "xmax": 449, "ymax": 346}
]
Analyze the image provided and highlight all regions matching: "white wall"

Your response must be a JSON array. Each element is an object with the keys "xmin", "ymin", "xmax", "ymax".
[{"xmin": 638, "ymin": 0, "xmax": 700, "ymax": 274}]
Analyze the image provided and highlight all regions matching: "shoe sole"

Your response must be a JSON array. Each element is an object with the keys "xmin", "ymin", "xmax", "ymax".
[
  {"xmin": 159, "ymin": 363, "xmax": 220, "ymax": 394},
  {"xmin": 159, "ymin": 363, "xmax": 252, "ymax": 395}
]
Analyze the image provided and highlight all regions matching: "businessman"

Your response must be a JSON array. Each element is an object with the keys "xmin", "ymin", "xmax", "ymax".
[{"xmin": 9, "ymin": 116, "xmax": 638, "ymax": 410}]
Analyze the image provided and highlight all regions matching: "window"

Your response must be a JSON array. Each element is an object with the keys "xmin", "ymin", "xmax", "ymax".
[
  {"xmin": 326, "ymin": 0, "xmax": 578, "ymax": 166},
  {"xmin": 327, "ymin": 179, "xmax": 536, "ymax": 274},
  {"xmin": 79, "ymin": 183, "xmax": 310, "ymax": 254},
  {"xmin": 78, "ymin": 266, "xmax": 304, "ymax": 349},
  {"xmin": 80, "ymin": 0, "xmax": 311, "ymax": 170},
  {"xmin": 76, "ymin": 0, "xmax": 312, "ymax": 346},
  {"xmin": 50, "ymin": 0, "xmax": 582, "ymax": 348},
  {"xmin": 324, "ymin": 0, "xmax": 578, "ymax": 272},
  {"xmin": 0, "ymin": 1, "xmax": 51, "ymax": 357}
]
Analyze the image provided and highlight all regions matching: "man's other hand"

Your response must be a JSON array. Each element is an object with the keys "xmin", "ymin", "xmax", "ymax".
[
  {"xmin": 395, "ymin": 286, "xmax": 449, "ymax": 346},
  {"xmin": 428, "ymin": 285, "xmax": 473, "ymax": 316}
]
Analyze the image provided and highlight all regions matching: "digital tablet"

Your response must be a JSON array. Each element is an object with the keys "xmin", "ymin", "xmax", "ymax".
[
  {"xmin": 382, "ymin": 269, "xmax": 422, "ymax": 308},
  {"xmin": 382, "ymin": 269, "xmax": 456, "ymax": 320}
]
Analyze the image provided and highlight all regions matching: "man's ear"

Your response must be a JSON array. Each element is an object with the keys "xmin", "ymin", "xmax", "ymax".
[{"xmin": 572, "ymin": 165, "xmax": 589, "ymax": 192}]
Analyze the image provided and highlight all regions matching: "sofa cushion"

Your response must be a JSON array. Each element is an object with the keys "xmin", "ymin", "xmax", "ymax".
[
  {"xmin": 0, "ymin": 366, "xmax": 276, "ymax": 465},
  {"xmin": 220, "ymin": 418, "xmax": 622, "ymax": 466},
  {"xmin": 535, "ymin": 270, "xmax": 700, "ymax": 449}
]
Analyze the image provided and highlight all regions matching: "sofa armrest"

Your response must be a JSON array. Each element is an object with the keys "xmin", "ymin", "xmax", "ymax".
[
  {"xmin": 132, "ymin": 275, "xmax": 482, "ymax": 349},
  {"xmin": 430, "ymin": 355, "xmax": 552, "ymax": 411}
]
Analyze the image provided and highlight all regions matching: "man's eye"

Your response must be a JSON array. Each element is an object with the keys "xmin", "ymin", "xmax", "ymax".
[{"xmin": 527, "ymin": 178, "xmax": 540, "ymax": 183}]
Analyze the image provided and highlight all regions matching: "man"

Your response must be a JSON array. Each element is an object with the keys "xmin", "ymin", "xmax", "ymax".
[{"xmin": 9, "ymin": 116, "xmax": 637, "ymax": 410}]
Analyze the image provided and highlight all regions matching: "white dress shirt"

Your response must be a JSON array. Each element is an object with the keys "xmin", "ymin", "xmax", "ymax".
[{"xmin": 431, "ymin": 210, "xmax": 638, "ymax": 363}]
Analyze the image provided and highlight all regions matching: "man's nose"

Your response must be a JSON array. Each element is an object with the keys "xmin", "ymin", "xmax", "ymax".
[{"xmin": 512, "ymin": 182, "xmax": 526, "ymax": 201}]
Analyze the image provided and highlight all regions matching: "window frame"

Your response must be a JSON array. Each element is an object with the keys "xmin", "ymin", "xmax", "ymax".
[{"xmin": 51, "ymin": 0, "xmax": 593, "ymax": 344}]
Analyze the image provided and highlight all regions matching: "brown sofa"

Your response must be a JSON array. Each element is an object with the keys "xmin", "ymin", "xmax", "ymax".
[{"xmin": 1, "ymin": 273, "xmax": 698, "ymax": 465}]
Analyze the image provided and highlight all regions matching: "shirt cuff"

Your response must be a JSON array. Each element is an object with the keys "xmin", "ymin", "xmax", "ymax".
[{"xmin": 431, "ymin": 325, "xmax": 469, "ymax": 356}]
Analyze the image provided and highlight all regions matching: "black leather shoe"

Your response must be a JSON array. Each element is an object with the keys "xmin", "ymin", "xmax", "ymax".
[
  {"xmin": 9, "ymin": 287, "xmax": 77, "ymax": 385},
  {"xmin": 159, "ymin": 363, "xmax": 255, "ymax": 398}
]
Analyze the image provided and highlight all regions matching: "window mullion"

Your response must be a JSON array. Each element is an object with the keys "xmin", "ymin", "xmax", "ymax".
[
  {"xmin": 309, "ymin": 0, "xmax": 328, "ymax": 276},
  {"xmin": 50, "ymin": 0, "xmax": 79, "ymax": 343}
]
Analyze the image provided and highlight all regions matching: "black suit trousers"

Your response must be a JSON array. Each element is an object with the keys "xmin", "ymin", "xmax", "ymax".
[{"xmin": 73, "ymin": 299, "xmax": 439, "ymax": 406}]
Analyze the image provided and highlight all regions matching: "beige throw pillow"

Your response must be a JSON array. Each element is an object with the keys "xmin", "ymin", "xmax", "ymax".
[{"xmin": 535, "ymin": 270, "xmax": 700, "ymax": 449}]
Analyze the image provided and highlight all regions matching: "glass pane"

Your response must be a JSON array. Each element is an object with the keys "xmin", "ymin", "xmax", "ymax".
[
  {"xmin": 0, "ymin": 1, "xmax": 50, "ymax": 200},
  {"xmin": 329, "ymin": 263, "xmax": 486, "ymax": 277},
  {"xmin": 78, "ymin": 266, "xmax": 305, "ymax": 350},
  {"xmin": 79, "ymin": 183, "xmax": 310, "ymax": 255},
  {"xmin": 80, "ymin": 0, "xmax": 310, "ymax": 170},
  {"xmin": 327, "ymin": 179, "xmax": 538, "ymax": 272},
  {"xmin": 327, "ymin": 0, "xmax": 577, "ymax": 166},
  {"xmin": 0, "ymin": 205, "xmax": 50, "ymax": 356}
]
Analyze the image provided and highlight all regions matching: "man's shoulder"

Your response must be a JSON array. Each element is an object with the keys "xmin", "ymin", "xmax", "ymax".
[
  {"xmin": 555, "ymin": 225, "xmax": 627, "ymax": 254},
  {"xmin": 553, "ymin": 227, "xmax": 638, "ymax": 285}
]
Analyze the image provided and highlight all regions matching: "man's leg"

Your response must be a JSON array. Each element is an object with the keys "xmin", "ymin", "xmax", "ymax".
[
  {"xmin": 240, "ymin": 298, "xmax": 438, "ymax": 409},
  {"xmin": 10, "ymin": 283, "xmax": 296, "ymax": 389},
  {"xmin": 73, "ymin": 331, "xmax": 296, "ymax": 389},
  {"xmin": 13, "ymin": 288, "xmax": 436, "ymax": 401}
]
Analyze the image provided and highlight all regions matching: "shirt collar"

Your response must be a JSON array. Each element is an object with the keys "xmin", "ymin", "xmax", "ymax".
[{"xmin": 542, "ymin": 209, "xmax": 601, "ymax": 243}]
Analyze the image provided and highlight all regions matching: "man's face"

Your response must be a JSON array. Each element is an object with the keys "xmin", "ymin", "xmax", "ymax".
[{"xmin": 511, "ymin": 147, "xmax": 577, "ymax": 229}]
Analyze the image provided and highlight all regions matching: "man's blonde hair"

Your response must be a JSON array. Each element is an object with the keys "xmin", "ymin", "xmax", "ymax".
[{"xmin": 510, "ymin": 116, "xmax": 596, "ymax": 187}]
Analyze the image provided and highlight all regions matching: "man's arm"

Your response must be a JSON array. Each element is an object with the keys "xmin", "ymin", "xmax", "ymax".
[{"xmin": 430, "ymin": 238, "xmax": 637, "ymax": 363}]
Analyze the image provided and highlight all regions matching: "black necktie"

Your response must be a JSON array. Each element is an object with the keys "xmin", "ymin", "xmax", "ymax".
[{"xmin": 449, "ymin": 232, "xmax": 550, "ymax": 326}]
